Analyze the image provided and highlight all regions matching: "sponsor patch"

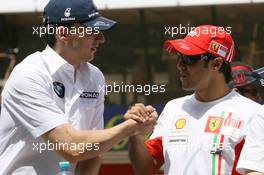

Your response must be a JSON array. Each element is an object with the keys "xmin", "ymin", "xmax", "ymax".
[
  {"xmin": 210, "ymin": 147, "xmax": 223, "ymax": 155},
  {"xmin": 223, "ymin": 113, "xmax": 243, "ymax": 129},
  {"xmin": 171, "ymin": 116, "xmax": 189, "ymax": 132},
  {"xmin": 175, "ymin": 118, "xmax": 186, "ymax": 129},
  {"xmin": 53, "ymin": 82, "xmax": 65, "ymax": 98},
  {"xmin": 208, "ymin": 41, "xmax": 228, "ymax": 58},
  {"xmin": 61, "ymin": 17, "xmax": 75, "ymax": 21},
  {"xmin": 88, "ymin": 12, "xmax": 99, "ymax": 18},
  {"xmin": 80, "ymin": 92, "xmax": 99, "ymax": 99},
  {"xmin": 168, "ymin": 135, "xmax": 188, "ymax": 145},
  {"xmin": 210, "ymin": 41, "xmax": 220, "ymax": 52},
  {"xmin": 64, "ymin": 8, "xmax": 71, "ymax": 17},
  {"xmin": 177, "ymin": 41, "xmax": 190, "ymax": 50},
  {"xmin": 204, "ymin": 116, "xmax": 224, "ymax": 134},
  {"xmin": 217, "ymin": 45, "xmax": 228, "ymax": 57},
  {"xmin": 220, "ymin": 113, "xmax": 243, "ymax": 139},
  {"xmin": 94, "ymin": 21, "xmax": 110, "ymax": 27}
]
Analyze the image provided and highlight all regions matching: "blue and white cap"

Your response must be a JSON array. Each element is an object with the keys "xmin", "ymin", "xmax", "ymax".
[{"xmin": 43, "ymin": 0, "xmax": 116, "ymax": 31}]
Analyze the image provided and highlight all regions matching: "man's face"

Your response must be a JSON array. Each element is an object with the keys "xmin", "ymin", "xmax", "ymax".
[
  {"xmin": 177, "ymin": 54, "xmax": 211, "ymax": 91},
  {"xmin": 66, "ymin": 23, "xmax": 105, "ymax": 63}
]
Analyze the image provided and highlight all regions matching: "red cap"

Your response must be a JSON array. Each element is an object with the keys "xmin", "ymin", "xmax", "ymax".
[
  {"xmin": 164, "ymin": 25, "xmax": 235, "ymax": 62},
  {"xmin": 231, "ymin": 63, "xmax": 258, "ymax": 87}
]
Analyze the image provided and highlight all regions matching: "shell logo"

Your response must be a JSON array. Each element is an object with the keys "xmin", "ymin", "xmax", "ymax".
[{"xmin": 175, "ymin": 118, "xmax": 186, "ymax": 129}]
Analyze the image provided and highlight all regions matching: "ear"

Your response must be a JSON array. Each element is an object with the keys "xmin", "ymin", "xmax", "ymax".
[
  {"xmin": 210, "ymin": 57, "xmax": 224, "ymax": 71},
  {"xmin": 55, "ymin": 26, "xmax": 68, "ymax": 44}
]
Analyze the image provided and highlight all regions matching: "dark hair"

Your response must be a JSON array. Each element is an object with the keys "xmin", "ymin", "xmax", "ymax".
[
  {"xmin": 43, "ymin": 23, "xmax": 73, "ymax": 48},
  {"xmin": 219, "ymin": 61, "xmax": 232, "ymax": 83},
  {"xmin": 203, "ymin": 54, "xmax": 232, "ymax": 83}
]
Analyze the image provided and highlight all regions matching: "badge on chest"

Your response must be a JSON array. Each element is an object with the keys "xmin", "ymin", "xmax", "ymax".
[{"xmin": 204, "ymin": 113, "xmax": 244, "ymax": 139}]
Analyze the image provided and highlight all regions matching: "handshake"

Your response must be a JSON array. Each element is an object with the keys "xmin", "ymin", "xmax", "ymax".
[{"xmin": 124, "ymin": 103, "xmax": 158, "ymax": 136}]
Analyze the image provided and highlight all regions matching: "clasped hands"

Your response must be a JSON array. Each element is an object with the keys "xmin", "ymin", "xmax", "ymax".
[{"xmin": 124, "ymin": 103, "xmax": 158, "ymax": 136}]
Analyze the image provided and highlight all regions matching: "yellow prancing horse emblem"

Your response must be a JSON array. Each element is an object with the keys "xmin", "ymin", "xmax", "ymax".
[
  {"xmin": 209, "ymin": 119, "xmax": 221, "ymax": 132},
  {"xmin": 204, "ymin": 116, "xmax": 224, "ymax": 134},
  {"xmin": 211, "ymin": 42, "xmax": 220, "ymax": 52}
]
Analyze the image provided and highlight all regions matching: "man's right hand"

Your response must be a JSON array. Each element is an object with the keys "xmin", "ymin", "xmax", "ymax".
[{"xmin": 124, "ymin": 103, "xmax": 157, "ymax": 136}]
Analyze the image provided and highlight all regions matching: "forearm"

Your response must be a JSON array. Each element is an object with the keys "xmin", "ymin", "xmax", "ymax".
[
  {"xmin": 44, "ymin": 103, "xmax": 157, "ymax": 163},
  {"xmin": 75, "ymin": 119, "xmax": 137, "ymax": 158},
  {"xmin": 128, "ymin": 135, "xmax": 156, "ymax": 175},
  {"xmin": 75, "ymin": 156, "xmax": 102, "ymax": 175},
  {"xmin": 45, "ymin": 119, "xmax": 137, "ymax": 162}
]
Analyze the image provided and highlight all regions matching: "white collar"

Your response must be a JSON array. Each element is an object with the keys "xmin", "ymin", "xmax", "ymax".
[
  {"xmin": 42, "ymin": 45, "xmax": 70, "ymax": 75},
  {"xmin": 41, "ymin": 46, "xmax": 92, "ymax": 89}
]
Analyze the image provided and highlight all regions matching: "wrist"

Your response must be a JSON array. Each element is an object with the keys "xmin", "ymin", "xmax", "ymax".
[
  {"xmin": 122, "ymin": 119, "xmax": 138, "ymax": 136},
  {"xmin": 129, "ymin": 134, "xmax": 145, "ymax": 141}
]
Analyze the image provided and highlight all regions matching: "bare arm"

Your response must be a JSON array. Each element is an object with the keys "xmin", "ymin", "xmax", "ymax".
[
  {"xmin": 75, "ymin": 156, "xmax": 102, "ymax": 175},
  {"xmin": 129, "ymin": 135, "xmax": 161, "ymax": 175},
  {"xmin": 43, "ymin": 103, "xmax": 157, "ymax": 164},
  {"xmin": 126, "ymin": 104, "xmax": 161, "ymax": 175},
  {"xmin": 43, "ymin": 119, "xmax": 148, "ymax": 163}
]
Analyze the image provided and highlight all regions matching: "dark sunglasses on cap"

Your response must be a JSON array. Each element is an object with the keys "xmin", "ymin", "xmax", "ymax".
[{"xmin": 177, "ymin": 53, "xmax": 214, "ymax": 66}]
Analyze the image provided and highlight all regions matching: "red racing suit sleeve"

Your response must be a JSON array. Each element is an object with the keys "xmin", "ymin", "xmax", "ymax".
[
  {"xmin": 145, "ymin": 136, "xmax": 165, "ymax": 165},
  {"xmin": 232, "ymin": 139, "xmax": 245, "ymax": 175}
]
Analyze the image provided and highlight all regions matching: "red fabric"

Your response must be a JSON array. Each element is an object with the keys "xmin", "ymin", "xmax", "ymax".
[
  {"xmin": 145, "ymin": 136, "xmax": 164, "ymax": 164},
  {"xmin": 163, "ymin": 25, "xmax": 235, "ymax": 62},
  {"xmin": 99, "ymin": 164, "xmax": 164, "ymax": 175},
  {"xmin": 99, "ymin": 164, "xmax": 134, "ymax": 175},
  {"xmin": 231, "ymin": 139, "xmax": 245, "ymax": 175},
  {"xmin": 232, "ymin": 66, "xmax": 252, "ymax": 72}
]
